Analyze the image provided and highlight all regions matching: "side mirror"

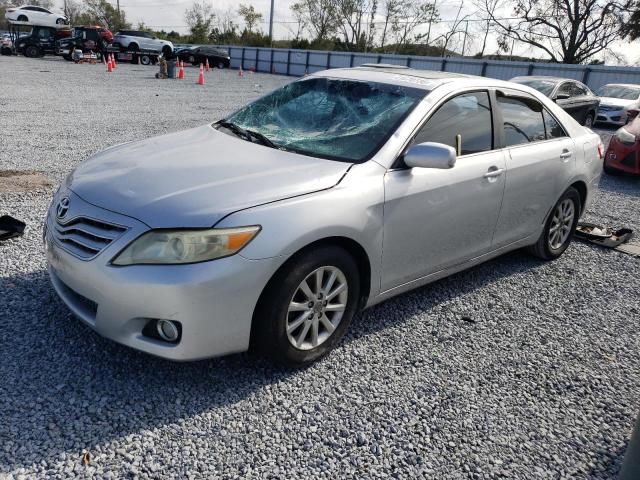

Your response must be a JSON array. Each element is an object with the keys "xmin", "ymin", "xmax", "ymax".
[
  {"xmin": 404, "ymin": 142, "xmax": 456, "ymax": 169},
  {"xmin": 554, "ymin": 93, "xmax": 570, "ymax": 101}
]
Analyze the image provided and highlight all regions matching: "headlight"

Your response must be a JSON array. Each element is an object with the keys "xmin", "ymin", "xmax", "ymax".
[
  {"xmin": 615, "ymin": 127, "xmax": 636, "ymax": 145},
  {"xmin": 112, "ymin": 226, "xmax": 260, "ymax": 265}
]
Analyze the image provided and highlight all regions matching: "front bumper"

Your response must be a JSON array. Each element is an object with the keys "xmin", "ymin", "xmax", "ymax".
[
  {"xmin": 605, "ymin": 138, "xmax": 640, "ymax": 174},
  {"xmin": 596, "ymin": 110, "xmax": 627, "ymax": 125},
  {"xmin": 45, "ymin": 190, "xmax": 283, "ymax": 361}
]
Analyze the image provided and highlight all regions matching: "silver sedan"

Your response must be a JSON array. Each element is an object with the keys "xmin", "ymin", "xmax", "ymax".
[{"xmin": 45, "ymin": 66, "xmax": 603, "ymax": 365}]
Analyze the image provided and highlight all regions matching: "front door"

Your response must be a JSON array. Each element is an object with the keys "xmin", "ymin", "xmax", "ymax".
[{"xmin": 382, "ymin": 91, "xmax": 507, "ymax": 291}]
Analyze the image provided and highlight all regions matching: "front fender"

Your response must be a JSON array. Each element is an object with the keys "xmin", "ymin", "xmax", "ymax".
[{"xmin": 215, "ymin": 161, "xmax": 386, "ymax": 300}]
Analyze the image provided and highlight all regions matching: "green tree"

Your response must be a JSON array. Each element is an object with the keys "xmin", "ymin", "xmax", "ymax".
[
  {"xmin": 238, "ymin": 4, "xmax": 263, "ymax": 33},
  {"xmin": 185, "ymin": 0, "xmax": 215, "ymax": 44}
]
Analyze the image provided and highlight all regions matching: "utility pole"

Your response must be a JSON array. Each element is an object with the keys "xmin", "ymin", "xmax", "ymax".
[
  {"xmin": 268, "ymin": 0, "xmax": 275, "ymax": 47},
  {"xmin": 461, "ymin": 20, "xmax": 469, "ymax": 56}
]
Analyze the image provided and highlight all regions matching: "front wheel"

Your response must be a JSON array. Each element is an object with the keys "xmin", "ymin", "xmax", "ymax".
[
  {"xmin": 252, "ymin": 246, "xmax": 360, "ymax": 366},
  {"xmin": 56, "ymin": 18, "xmax": 65, "ymax": 25},
  {"xmin": 526, "ymin": 187, "xmax": 581, "ymax": 260},
  {"xmin": 24, "ymin": 45, "xmax": 40, "ymax": 58}
]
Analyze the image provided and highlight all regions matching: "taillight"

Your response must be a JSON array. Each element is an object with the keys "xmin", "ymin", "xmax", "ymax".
[{"xmin": 597, "ymin": 143, "xmax": 604, "ymax": 160}]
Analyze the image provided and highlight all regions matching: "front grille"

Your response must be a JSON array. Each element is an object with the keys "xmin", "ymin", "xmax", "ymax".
[{"xmin": 54, "ymin": 216, "xmax": 127, "ymax": 260}]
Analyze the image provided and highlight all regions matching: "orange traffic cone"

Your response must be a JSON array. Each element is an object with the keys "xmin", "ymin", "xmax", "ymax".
[
  {"xmin": 205, "ymin": 58, "xmax": 210, "ymax": 72},
  {"xmin": 197, "ymin": 64, "xmax": 205, "ymax": 85},
  {"xmin": 239, "ymin": 65, "xmax": 244, "ymax": 77},
  {"xmin": 111, "ymin": 53, "xmax": 116, "ymax": 68},
  {"xmin": 107, "ymin": 58, "xmax": 113, "ymax": 72},
  {"xmin": 178, "ymin": 60, "xmax": 185, "ymax": 79}
]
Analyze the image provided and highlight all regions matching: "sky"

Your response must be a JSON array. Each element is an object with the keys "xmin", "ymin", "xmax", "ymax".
[{"xmin": 52, "ymin": 0, "xmax": 640, "ymax": 64}]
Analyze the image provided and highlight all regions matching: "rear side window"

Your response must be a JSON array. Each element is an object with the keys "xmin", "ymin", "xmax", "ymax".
[
  {"xmin": 543, "ymin": 110, "xmax": 567, "ymax": 139},
  {"xmin": 414, "ymin": 91, "xmax": 493, "ymax": 155},
  {"xmin": 498, "ymin": 96, "xmax": 546, "ymax": 146},
  {"xmin": 572, "ymin": 82, "xmax": 588, "ymax": 96}
]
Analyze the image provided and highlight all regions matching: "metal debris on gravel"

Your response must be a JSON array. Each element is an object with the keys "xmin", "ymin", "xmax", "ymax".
[{"xmin": 1, "ymin": 55, "xmax": 639, "ymax": 479}]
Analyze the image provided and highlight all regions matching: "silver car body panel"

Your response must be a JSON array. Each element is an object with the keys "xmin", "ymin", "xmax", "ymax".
[{"xmin": 47, "ymin": 67, "xmax": 602, "ymax": 360}]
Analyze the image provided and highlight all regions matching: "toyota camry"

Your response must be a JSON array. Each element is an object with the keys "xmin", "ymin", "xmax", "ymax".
[{"xmin": 45, "ymin": 65, "xmax": 603, "ymax": 365}]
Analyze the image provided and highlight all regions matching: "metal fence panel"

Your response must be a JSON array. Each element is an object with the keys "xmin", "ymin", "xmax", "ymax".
[{"xmin": 218, "ymin": 45, "xmax": 640, "ymax": 90}]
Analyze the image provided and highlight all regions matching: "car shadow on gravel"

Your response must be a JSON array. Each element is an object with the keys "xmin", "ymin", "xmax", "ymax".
[{"xmin": 0, "ymin": 250, "xmax": 567, "ymax": 472}]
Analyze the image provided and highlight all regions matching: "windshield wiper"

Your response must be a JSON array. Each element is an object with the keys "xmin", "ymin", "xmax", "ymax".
[
  {"xmin": 245, "ymin": 129, "xmax": 282, "ymax": 150},
  {"xmin": 215, "ymin": 120, "xmax": 250, "ymax": 140},
  {"xmin": 215, "ymin": 120, "xmax": 283, "ymax": 150}
]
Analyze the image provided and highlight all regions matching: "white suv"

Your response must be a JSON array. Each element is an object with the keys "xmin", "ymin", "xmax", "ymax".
[{"xmin": 113, "ymin": 30, "xmax": 172, "ymax": 55}]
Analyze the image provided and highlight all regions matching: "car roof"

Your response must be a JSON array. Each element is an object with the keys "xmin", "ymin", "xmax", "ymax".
[
  {"xmin": 313, "ymin": 66, "xmax": 515, "ymax": 91},
  {"xmin": 511, "ymin": 75, "xmax": 579, "ymax": 84},
  {"xmin": 599, "ymin": 83, "xmax": 640, "ymax": 88}
]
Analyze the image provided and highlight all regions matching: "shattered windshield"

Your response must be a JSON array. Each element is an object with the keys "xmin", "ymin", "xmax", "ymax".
[{"xmin": 223, "ymin": 77, "xmax": 426, "ymax": 163}]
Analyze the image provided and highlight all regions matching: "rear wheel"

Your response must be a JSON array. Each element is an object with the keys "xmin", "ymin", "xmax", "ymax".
[
  {"xmin": 129, "ymin": 42, "xmax": 139, "ymax": 52},
  {"xmin": 162, "ymin": 45, "xmax": 172, "ymax": 57},
  {"xmin": 62, "ymin": 54, "xmax": 72, "ymax": 61},
  {"xmin": 584, "ymin": 112, "xmax": 595, "ymax": 128},
  {"xmin": 526, "ymin": 187, "xmax": 581, "ymax": 260},
  {"xmin": 24, "ymin": 45, "xmax": 40, "ymax": 58},
  {"xmin": 217, "ymin": 61, "xmax": 225, "ymax": 69},
  {"xmin": 252, "ymin": 246, "xmax": 360, "ymax": 366},
  {"xmin": 140, "ymin": 54, "xmax": 151, "ymax": 65},
  {"xmin": 17, "ymin": 15, "xmax": 28, "ymax": 22}
]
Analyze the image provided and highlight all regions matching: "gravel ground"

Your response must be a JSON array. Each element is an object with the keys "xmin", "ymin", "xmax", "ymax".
[{"xmin": 1, "ymin": 55, "xmax": 639, "ymax": 479}]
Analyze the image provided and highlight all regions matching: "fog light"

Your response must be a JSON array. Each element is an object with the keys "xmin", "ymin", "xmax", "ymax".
[{"xmin": 156, "ymin": 319, "xmax": 179, "ymax": 342}]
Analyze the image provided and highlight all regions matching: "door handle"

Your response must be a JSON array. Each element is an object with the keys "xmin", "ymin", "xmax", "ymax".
[
  {"xmin": 483, "ymin": 167, "xmax": 505, "ymax": 178},
  {"xmin": 560, "ymin": 150, "xmax": 573, "ymax": 160}
]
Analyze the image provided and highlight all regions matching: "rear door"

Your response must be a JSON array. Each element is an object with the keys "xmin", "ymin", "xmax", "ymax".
[
  {"xmin": 492, "ymin": 91, "xmax": 575, "ymax": 248},
  {"xmin": 554, "ymin": 81, "xmax": 580, "ymax": 121}
]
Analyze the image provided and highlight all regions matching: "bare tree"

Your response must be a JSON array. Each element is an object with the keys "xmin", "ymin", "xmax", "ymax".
[
  {"xmin": 379, "ymin": 0, "xmax": 402, "ymax": 49},
  {"xmin": 483, "ymin": 0, "xmax": 629, "ymax": 63},
  {"xmin": 473, "ymin": 0, "xmax": 501, "ymax": 57},
  {"xmin": 391, "ymin": 0, "xmax": 439, "ymax": 47},
  {"xmin": 431, "ymin": 2, "xmax": 471, "ymax": 56},
  {"xmin": 287, "ymin": 2, "xmax": 309, "ymax": 41},
  {"xmin": 336, "ymin": 0, "xmax": 377, "ymax": 48}
]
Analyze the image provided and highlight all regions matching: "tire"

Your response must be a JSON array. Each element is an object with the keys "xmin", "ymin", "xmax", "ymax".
[
  {"xmin": 217, "ymin": 61, "xmax": 225, "ymax": 69},
  {"xmin": 188, "ymin": 54, "xmax": 195, "ymax": 64},
  {"xmin": 17, "ymin": 15, "xmax": 28, "ymax": 22},
  {"xmin": 252, "ymin": 246, "xmax": 361, "ymax": 366},
  {"xmin": 56, "ymin": 18, "xmax": 65, "ymax": 25},
  {"xmin": 526, "ymin": 187, "xmax": 581, "ymax": 261},
  {"xmin": 129, "ymin": 42, "xmax": 139, "ymax": 52},
  {"xmin": 63, "ymin": 54, "xmax": 72, "ymax": 61},
  {"xmin": 140, "ymin": 54, "xmax": 151, "ymax": 65},
  {"xmin": 162, "ymin": 45, "xmax": 172, "ymax": 57},
  {"xmin": 24, "ymin": 45, "xmax": 40, "ymax": 58},
  {"xmin": 584, "ymin": 112, "xmax": 595, "ymax": 128}
]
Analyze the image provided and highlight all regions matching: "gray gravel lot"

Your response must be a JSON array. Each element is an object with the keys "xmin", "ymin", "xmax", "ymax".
[{"xmin": 1, "ymin": 55, "xmax": 639, "ymax": 479}]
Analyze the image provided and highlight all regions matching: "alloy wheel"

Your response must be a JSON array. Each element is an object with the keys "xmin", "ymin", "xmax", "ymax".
[
  {"xmin": 286, "ymin": 266, "xmax": 348, "ymax": 351},
  {"xmin": 548, "ymin": 199, "xmax": 575, "ymax": 250}
]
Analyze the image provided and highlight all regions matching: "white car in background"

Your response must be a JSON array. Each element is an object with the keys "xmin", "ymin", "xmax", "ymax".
[
  {"xmin": 112, "ymin": 30, "xmax": 173, "ymax": 55},
  {"xmin": 4, "ymin": 5, "xmax": 68, "ymax": 27},
  {"xmin": 595, "ymin": 83, "xmax": 640, "ymax": 125}
]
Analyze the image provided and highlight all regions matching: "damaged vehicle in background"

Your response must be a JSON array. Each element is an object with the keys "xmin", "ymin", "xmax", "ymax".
[
  {"xmin": 45, "ymin": 67, "xmax": 603, "ymax": 366},
  {"xmin": 510, "ymin": 76, "xmax": 600, "ymax": 127},
  {"xmin": 604, "ymin": 109, "xmax": 640, "ymax": 175},
  {"xmin": 595, "ymin": 83, "xmax": 640, "ymax": 126}
]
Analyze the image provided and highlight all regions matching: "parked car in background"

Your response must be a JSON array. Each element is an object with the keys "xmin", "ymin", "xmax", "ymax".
[
  {"xmin": 5, "ymin": 5, "xmax": 68, "ymax": 27},
  {"xmin": 510, "ymin": 76, "xmax": 600, "ymax": 127},
  {"xmin": 112, "ymin": 30, "xmax": 172, "ymax": 55},
  {"xmin": 46, "ymin": 67, "xmax": 602, "ymax": 365},
  {"xmin": 57, "ymin": 26, "xmax": 112, "ymax": 59},
  {"xmin": 177, "ymin": 45, "xmax": 230, "ymax": 68},
  {"xmin": 15, "ymin": 26, "xmax": 71, "ymax": 57},
  {"xmin": 604, "ymin": 109, "xmax": 640, "ymax": 175},
  {"xmin": 594, "ymin": 84, "xmax": 640, "ymax": 126}
]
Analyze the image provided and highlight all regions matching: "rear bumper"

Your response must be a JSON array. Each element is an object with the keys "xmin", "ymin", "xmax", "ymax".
[{"xmin": 605, "ymin": 138, "xmax": 640, "ymax": 174}]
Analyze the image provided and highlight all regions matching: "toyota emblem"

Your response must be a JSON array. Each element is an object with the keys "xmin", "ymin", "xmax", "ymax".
[{"xmin": 56, "ymin": 197, "xmax": 70, "ymax": 219}]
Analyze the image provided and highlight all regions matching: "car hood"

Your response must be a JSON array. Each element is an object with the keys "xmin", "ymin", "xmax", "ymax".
[
  {"xmin": 599, "ymin": 97, "xmax": 637, "ymax": 109},
  {"xmin": 68, "ymin": 125, "xmax": 351, "ymax": 228}
]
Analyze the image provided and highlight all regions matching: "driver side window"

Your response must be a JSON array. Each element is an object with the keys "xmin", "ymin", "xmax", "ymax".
[{"xmin": 413, "ymin": 91, "xmax": 493, "ymax": 155}]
